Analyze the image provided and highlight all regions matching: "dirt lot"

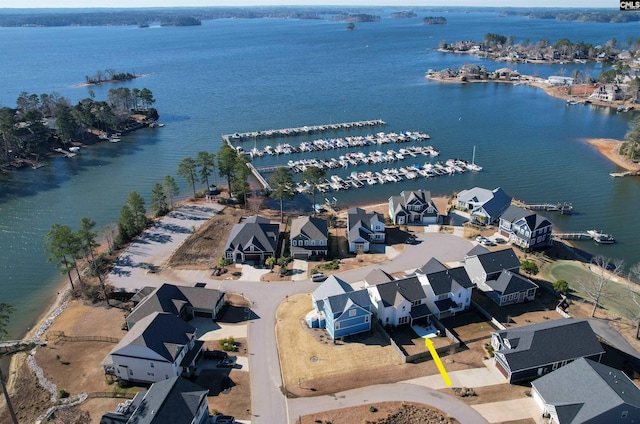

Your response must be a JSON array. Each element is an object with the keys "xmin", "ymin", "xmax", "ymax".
[{"xmin": 300, "ymin": 402, "xmax": 459, "ymax": 424}]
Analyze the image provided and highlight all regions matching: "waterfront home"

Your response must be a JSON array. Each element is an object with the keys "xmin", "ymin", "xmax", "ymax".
[
  {"xmin": 224, "ymin": 215, "xmax": 280, "ymax": 264},
  {"xmin": 307, "ymin": 276, "xmax": 372, "ymax": 339},
  {"xmin": 477, "ymin": 269, "xmax": 538, "ymax": 307},
  {"xmin": 414, "ymin": 258, "xmax": 473, "ymax": 319},
  {"xmin": 125, "ymin": 283, "xmax": 225, "ymax": 330},
  {"xmin": 531, "ymin": 358, "xmax": 640, "ymax": 424},
  {"xmin": 100, "ymin": 376, "xmax": 209, "ymax": 424},
  {"xmin": 290, "ymin": 216, "xmax": 328, "ymax": 260},
  {"xmin": 102, "ymin": 312, "xmax": 204, "ymax": 384},
  {"xmin": 464, "ymin": 247, "xmax": 521, "ymax": 287},
  {"xmin": 491, "ymin": 319, "xmax": 604, "ymax": 383},
  {"xmin": 388, "ymin": 189, "xmax": 441, "ymax": 225},
  {"xmin": 499, "ymin": 205, "xmax": 553, "ymax": 249},
  {"xmin": 589, "ymin": 83, "xmax": 624, "ymax": 102},
  {"xmin": 547, "ymin": 76, "xmax": 574, "ymax": 86},
  {"xmin": 366, "ymin": 275, "xmax": 430, "ymax": 327},
  {"xmin": 456, "ymin": 187, "xmax": 512, "ymax": 226},
  {"xmin": 347, "ymin": 207, "xmax": 385, "ymax": 254}
]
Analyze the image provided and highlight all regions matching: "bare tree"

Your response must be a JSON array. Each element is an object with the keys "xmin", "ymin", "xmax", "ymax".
[
  {"xmin": 577, "ymin": 255, "xmax": 624, "ymax": 317},
  {"xmin": 630, "ymin": 263, "xmax": 640, "ymax": 338}
]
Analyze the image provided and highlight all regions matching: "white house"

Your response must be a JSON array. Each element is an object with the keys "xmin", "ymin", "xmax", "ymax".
[
  {"xmin": 415, "ymin": 258, "xmax": 473, "ymax": 319},
  {"xmin": 456, "ymin": 187, "xmax": 512, "ymax": 226},
  {"xmin": 366, "ymin": 275, "xmax": 430, "ymax": 327},
  {"xmin": 347, "ymin": 207, "xmax": 385, "ymax": 253},
  {"xmin": 102, "ymin": 312, "xmax": 203, "ymax": 384}
]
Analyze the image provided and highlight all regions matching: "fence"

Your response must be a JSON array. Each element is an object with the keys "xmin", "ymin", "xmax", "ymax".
[
  {"xmin": 471, "ymin": 301, "xmax": 506, "ymax": 331},
  {"xmin": 50, "ymin": 331, "xmax": 119, "ymax": 344},
  {"xmin": 87, "ymin": 391, "xmax": 136, "ymax": 399},
  {"xmin": 379, "ymin": 318, "xmax": 461, "ymax": 364}
]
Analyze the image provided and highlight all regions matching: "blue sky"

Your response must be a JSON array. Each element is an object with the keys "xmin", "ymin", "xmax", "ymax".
[{"xmin": 0, "ymin": 1, "xmax": 615, "ymax": 9}]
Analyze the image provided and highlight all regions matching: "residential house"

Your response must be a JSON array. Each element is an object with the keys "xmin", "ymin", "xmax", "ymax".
[
  {"xmin": 388, "ymin": 190, "xmax": 441, "ymax": 225},
  {"xmin": 547, "ymin": 76, "xmax": 574, "ymax": 86},
  {"xmin": 589, "ymin": 84, "xmax": 624, "ymax": 102},
  {"xmin": 415, "ymin": 258, "xmax": 474, "ymax": 319},
  {"xmin": 363, "ymin": 268, "xmax": 395, "ymax": 287},
  {"xmin": 478, "ymin": 269, "xmax": 538, "ymax": 306},
  {"xmin": 307, "ymin": 276, "xmax": 372, "ymax": 339},
  {"xmin": 531, "ymin": 358, "xmax": 640, "ymax": 424},
  {"xmin": 456, "ymin": 187, "xmax": 512, "ymax": 226},
  {"xmin": 347, "ymin": 207, "xmax": 385, "ymax": 254},
  {"xmin": 126, "ymin": 283, "xmax": 225, "ymax": 330},
  {"xmin": 100, "ymin": 376, "xmax": 209, "ymax": 424},
  {"xmin": 224, "ymin": 215, "xmax": 280, "ymax": 264},
  {"xmin": 499, "ymin": 205, "xmax": 553, "ymax": 249},
  {"xmin": 366, "ymin": 275, "xmax": 430, "ymax": 327},
  {"xmin": 102, "ymin": 312, "xmax": 204, "ymax": 384},
  {"xmin": 464, "ymin": 247, "xmax": 521, "ymax": 287},
  {"xmin": 290, "ymin": 216, "xmax": 328, "ymax": 259},
  {"xmin": 491, "ymin": 319, "xmax": 605, "ymax": 383}
]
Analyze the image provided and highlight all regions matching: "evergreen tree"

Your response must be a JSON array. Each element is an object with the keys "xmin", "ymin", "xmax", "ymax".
[
  {"xmin": 177, "ymin": 157, "xmax": 198, "ymax": 199},
  {"xmin": 44, "ymin": 223, "xmax": 81, "ymax": 290},
  {"xmin": 301, "ymin": 165, "xmax": 326, "ymax": 216},
  {"xmin": 162, "ymin": 175, "xmax": 180, "ymax": 209},
  {"xmin": 196, "ymin": 151, "xmax": 216, "ymax": 188},
  {"xmin": 126, "ymin": 190, "xmax": 147, "ymax": 231},
  {"xmin": 217, "ymin": 144, "xmax": 238, "ymax": 196},
  {"xmin": 150, "ymin": 182, "xmax": 169, "ymax": 217},
  {"xmin": 270, "ymin": 167, "xmax": 295, "ymax": 222}
]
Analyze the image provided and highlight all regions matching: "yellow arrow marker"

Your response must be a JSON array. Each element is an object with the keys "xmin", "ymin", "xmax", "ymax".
[{"xmin": 425, "ymin": 338, "xmax": 452, "ymax": 386}]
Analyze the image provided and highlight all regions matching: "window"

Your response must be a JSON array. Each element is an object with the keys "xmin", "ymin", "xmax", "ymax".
[
  {"xmin": 335, "ymin": 322, "xmax": 340, "ymax": 330},
  {"xmin": 129, "ymin": 369, "xmax": 133, "ymax": 375},
  {"xmin": 365, "ymin": 315, "xmax": 369, "ymax": 323},
  {"xmin": 311, "ymin": 240, "xmax": 315, "ymax": 246},
  {"xmin": 412, "ymin": 300, "xmax": 421, "ymax": 306},
  {"xmin": 622, "ymin": 411, "xmax": 628, "ymax": 418},
  {"xmin": 225, "ymin": 252, "xmax": 232, "ymax": 259},
  {"xmin": 304, "ymin": 240, "xmax": 309, "ymax": 246},
  {"xmin": 399, "ymin": 316, "xmax": 408, "ymax": 325},
  {"xmin": 292, "ymin": 240, "xmax": 297, "ymax": 246},
  {"xmin": 150, "ymin": 362, "xmax": 154, "ymax": 368},
  {"xmin": 402, "ymin": 305, "xmax": 406, "ymax": 311},
  {"xmin": 349, "ymin": 309, "xmax": 356, "ymax": 317}
]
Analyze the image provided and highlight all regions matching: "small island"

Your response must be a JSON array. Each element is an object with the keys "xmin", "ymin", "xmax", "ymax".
[
  {"xmin": 423, "ymin": 16, "xmax": 447, "ymax": 25},
  {"xmin": 84, "ymin": 69, "xmax": 140, "ymax": 86},
  {"xmin": 332, "ymin": 13, "xmax": 380, "ymax": 23}
]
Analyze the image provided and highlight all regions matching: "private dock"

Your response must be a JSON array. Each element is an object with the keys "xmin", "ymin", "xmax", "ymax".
[
  {"xmin": 514, "ymin": 200, "xmax": 574, "ymax": 214},
  {"xmin": 610, "ymin": 170, "xmax": 640, "ymax": 178},
  {"xmin": 553, "ymin": 229, "xmax": 615, "ymax": 244}
]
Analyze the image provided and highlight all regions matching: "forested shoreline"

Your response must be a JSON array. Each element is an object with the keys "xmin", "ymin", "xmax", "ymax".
[{"xmin": 0, "ymin": 7, "xmax": 636, "ymax": 27}]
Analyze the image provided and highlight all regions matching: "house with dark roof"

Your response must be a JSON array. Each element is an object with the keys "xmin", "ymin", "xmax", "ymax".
[
  {"xmin": 499, "ymin": 205, "xmax": 553, "ymax": 249},
  {"xmin": 224, "ymin": 215, "xmax": 280, "ymax": 264},
  {"xmin": 346, "ymin": 207, "xmax": 385, "ymax": 254},
  {"xmin": 531, "ymin": 358, "xmax": 640, "ymax": 424},
  {"xmin": 100, "ymin": 376, "xmax": 209, "ymax": 424},
  {"xmin": 307, "ymin": 276, "xmax": 372, "ymax": 339},
  {"xmin": 126, "ymin": 283, "xmax": 225, "ymax": 330},
  {"xmin": 464, "ymin": 247, "xmax": 521, "ymax": 287},
  {"xmin": 478, "ymin": 270, "xmax": 538, "ymax": 306},
  {"xmin": 290, "ymin": 216, "xmax": 328, "ymax": 259},
  {"xmin": 102, "ymin": 312, "xmax": 204, "ymax": 384},
  {"xmin": 366, "ymin": 275, "xmax": 430, "ymax": 327},
  {"xmin": 491, "ymin": 319, "xmax": 605, "ymax": 383},
  {"xmin": 415, "ymin": 258, "xmax": 474, "ymax": 319},
  {"xmin": 388, "ymin": 190, "xmax": 441, "ymax": 225},
  {"xmin": 456, "ymin": 187, "xmax": 512, "ymax": 226}
]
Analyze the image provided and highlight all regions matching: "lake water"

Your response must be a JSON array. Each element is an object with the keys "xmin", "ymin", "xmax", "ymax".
[{"xmin": 1, "ymin": 11, "xmax": 639, "ymax": 339}]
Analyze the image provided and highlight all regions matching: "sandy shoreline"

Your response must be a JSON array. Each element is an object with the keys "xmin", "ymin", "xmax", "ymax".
[{"xmin": 582, "ymin": 138, "xmax": 640, "ymax": 172}]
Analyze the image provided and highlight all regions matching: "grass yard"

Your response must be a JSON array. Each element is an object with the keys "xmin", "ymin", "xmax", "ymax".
[{"xmin": 276, "ymin": 293, "xmax": 403, "ymax": 394}]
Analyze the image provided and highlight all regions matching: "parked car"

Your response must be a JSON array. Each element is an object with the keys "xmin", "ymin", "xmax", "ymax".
[
  {"xmin": 311, "ymin": 273, "xmax": 328, "ymax": 282},
  {"xmin": 217, "ymin": 356, "xmax": 237, "ymax": 368},
  {"xmin": 211, "ymin": 415, "xmax": 235, "ymax": 423},
  {"xmin": 204, "ymin": 350, "xmax": 228, "ymax": 360},
  {"xmin": 495, "ymin": 237, "xmax": 507, "ymax": 244},
  {"xmin": 481, "ymin": 238, "xmax": 496, "ymax": 246},
  {"xmin": 476, "ymin": 235, "xmax": 488, "ymax": 242}
]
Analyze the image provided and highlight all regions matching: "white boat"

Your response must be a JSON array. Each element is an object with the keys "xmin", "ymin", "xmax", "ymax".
[
  {"xmin": 468, "ymin": 146, "xmax": 483, "ymax": 171},
  {"xmin": 68, "ymin": 146, "xmax": 80, "ymax": 153},
  {"xmin": 587, "ymin": 230, "xmax": 615, "ymax": 244}
]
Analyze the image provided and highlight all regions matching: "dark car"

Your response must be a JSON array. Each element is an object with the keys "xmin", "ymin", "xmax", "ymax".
[
  {"xmin": 211, "ymin": 415, "xmax": 235, "ymax": 423},
  {"xmin": 204, "ymin": 350, "xmax": 228, "ymax": 360},
  {"xmin": 217, "ymin": 356, "xmax": 237, "ymax": 367}
]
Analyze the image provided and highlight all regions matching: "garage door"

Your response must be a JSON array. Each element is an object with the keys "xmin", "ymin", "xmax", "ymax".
[
  {"xmin": 244, "ymin": 254, "xmax": 262, "ymax": 261},
  {"xmin": 193, "ymin": 311, "xmax": 212, "ymax": 318}
]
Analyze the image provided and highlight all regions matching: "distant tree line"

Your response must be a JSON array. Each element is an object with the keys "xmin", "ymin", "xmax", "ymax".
[
  {"xmin": 0, "ymin": 88, "xmax": 156, "ymax": 168},
  {"xmin": 505, "ymin": 9, "xmax": 640, "ymax": 24},
  {"xmin": 423, "ymin": 16, "xmax": 447, "ymax": 25}
]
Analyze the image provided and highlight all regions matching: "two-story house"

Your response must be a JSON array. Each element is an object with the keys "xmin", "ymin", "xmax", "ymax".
[
  {"xmin": 415, "ymin": 258, "xmax": 474, "ymax": 319},
  {"xmin": 481, "ymin": 270, "xmax": 538, "ymax": 306},
  {"xmin": 365, "ymin": 274, "xmax": 431, "ymax": 327},
  {"xmin": 499, "ymin": 205, "xmax": 553, "ymax": 249},
  {"xmin": 290, "ymin": 216, "xmax": 328, "ymax": 259},
  {"xmin": 456, "ymin": 187, "xmax": 512, "ymax": 226},
  {"xmin": 102, "ymin": 312, "xmax": 204, "ymax": 384},
  {"xmin": 307, "ymin": 276, "xmax": 372, "ymax": 339},
  {"xmin": 464, "ymin": 247, "xmax": 521, "ymax": 287},
  {"xmin": 224, "ymin": 215, "xmax": 280, "ymax": 264},
  {"xmin": 388, "ymin": 190, "xmax": 441, "ymax": 225},
  {"xmin": 347, "ymin": 207, "xmax": 385, "ymax": 253},
  {"xmin": 491, "ymin": 319, "xmax": 605, "ymax": 383}
]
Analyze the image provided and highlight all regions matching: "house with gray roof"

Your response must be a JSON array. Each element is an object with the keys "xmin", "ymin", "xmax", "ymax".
[
  {"xmin": 415, "ymin": 258, "xmax": 474, "ymax": 319},
  {"xmin": 224, "ymin": 215, "xmax": 280, "ymax": 264},
  {"xmin": 307, "ymin": 276, "xmax": 372, "ymax": 339},
  {"xmin": 100, "ymin": 376, "xmax": 209, "ymax": 424},
  {"xmin": 388, "ymin": 190, "xmax": 441, "ymax": 225},
  {"xmin": 531, "ymin": 358, "xmax": 640, "ymax": 424},
  {"xmin": 478, "ymin": 269, "xmax": 538, "ymax": 306},
  {"xmin": 363, "ymin": 268, "xmax": 395, "ymax": 287},
  {"xmin": 499, "ymin": 205, "xmax": 553, "ymax": 249},
  {"xmin": 290, "ymin": 216, "xmax": 328, "ymax": 259},
  {"xmin": 366, "ymin": 275, "xmax": 430, "ymax": 327},
  {"xmin": 347, "ymin": 207, "xmax": 385, "ymax": 253},
  {"xmin": 102, "ymin": 312, "xmax": 204, "ymax": 384},
  {"xmin": 464, "ymin": 247, "xmax": 521, "ymax": 287},
  {"xmin": 491, "ymin": 319, "xmax": 605, "ymax": 383},
  {"xmin": 456, "ymin": 187, "xmax": 512, "ymax": 226},
  {"xmin": 126, "ymin": 283, "xmax": 225, "ymax": 330}
]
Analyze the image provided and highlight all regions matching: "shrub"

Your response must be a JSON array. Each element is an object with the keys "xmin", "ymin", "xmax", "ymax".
[
  {"xmin": 521, "ymin": 260, "xmax": 539, "ymax": 275},
  {"xmin": 219, "ymin": 336, "xmax": 235, "ymax": 351},
  {"xmin": 58, "ymin": 389, "xmax": 69, "ymax": 399},
  {"xmin": 553, "ymin": 279, "xmax": 569, "ymax": 295},
  {"xmin": 368, "ymin": 406, "xmax": 378, "ymax": 413},
  {"xmin": 219, "ymin": 257, "xmax": 233, "ymax": 267},
  {"xmin": 118, "ymin": 379, "xmax": 130, "ymax": 389}
]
